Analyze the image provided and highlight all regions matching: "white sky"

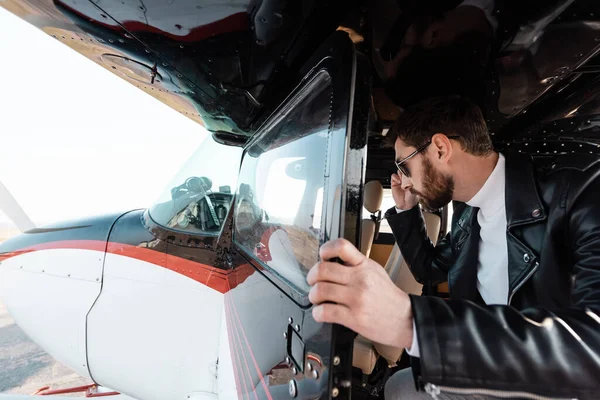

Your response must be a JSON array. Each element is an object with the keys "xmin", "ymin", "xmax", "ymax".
[{"xmin": 0, "ymin": 7, "xmax": 207, "ymax": 227}]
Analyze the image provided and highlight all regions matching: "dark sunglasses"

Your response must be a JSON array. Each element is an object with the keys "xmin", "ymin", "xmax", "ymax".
[{"xmin": 395, "ymin": 135, "xmax": 460, "ymax": 178}]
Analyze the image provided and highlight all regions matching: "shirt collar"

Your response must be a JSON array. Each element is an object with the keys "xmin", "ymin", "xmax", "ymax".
[{"xmin": 466, "ymin": 153, "xmax": 505, "ymax": 218}]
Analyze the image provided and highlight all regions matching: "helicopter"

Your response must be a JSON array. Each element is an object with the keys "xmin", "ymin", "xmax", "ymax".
[{"xmin": 3, "ymin": 0, "xmax": 600, "ymax": 399}]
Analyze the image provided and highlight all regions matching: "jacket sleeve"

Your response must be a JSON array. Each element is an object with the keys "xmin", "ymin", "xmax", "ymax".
[
  {"xmin": 386, "ymin": 206, "xmax": 453, "ymax": 286},
  {"xmin": 410, "ymin": 179, "xmax": 600, "ymax": 399}
]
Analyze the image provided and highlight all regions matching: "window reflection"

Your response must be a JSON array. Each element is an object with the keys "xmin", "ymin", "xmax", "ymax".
[
  {"xmin": 149, "ymin": 136, "xmax": 243, "ymax": 234},
  {"xmin": 234, "ymin": 72, "xmax": 333, "ymax": 294}
]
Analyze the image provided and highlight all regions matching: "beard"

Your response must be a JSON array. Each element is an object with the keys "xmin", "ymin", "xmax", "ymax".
[{"xmin": 410, "ymin": 156, "xmax": 454, "ymax": 210}]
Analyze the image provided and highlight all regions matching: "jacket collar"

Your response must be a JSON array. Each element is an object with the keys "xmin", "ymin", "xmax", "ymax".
[{"xmin": 503, "ymin": 151, "xmax": 546, "ymax": 228}]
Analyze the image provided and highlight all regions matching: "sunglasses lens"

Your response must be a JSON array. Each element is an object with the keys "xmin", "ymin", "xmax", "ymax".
[{"xmin": 398, "ymin": 164, "xmax": 410, "ymax": 178}]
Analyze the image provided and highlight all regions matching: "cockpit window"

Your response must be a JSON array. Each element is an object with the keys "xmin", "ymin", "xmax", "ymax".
[
  {"xmin": 234, "ymin": 71, "xmax": 340, "ymax": 295},
  {"xmin": 149, "ymin": 136, "xmax": 243, "ymax": 234}
]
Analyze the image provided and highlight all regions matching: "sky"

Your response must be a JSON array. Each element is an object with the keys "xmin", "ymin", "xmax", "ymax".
[{"xmin": 0, "ymin": 7, "xmax": 207, "ymax": 228}]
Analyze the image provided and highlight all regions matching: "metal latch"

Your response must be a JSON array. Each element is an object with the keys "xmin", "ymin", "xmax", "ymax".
[{"xmin": 287, "ymin": 324, "xmax": 305, "ymax": 373}]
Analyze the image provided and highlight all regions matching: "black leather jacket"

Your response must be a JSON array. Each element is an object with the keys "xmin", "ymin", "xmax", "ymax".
[{"xmin": 386, "ymin": 151, "xmax": 600, "ymax": 399}]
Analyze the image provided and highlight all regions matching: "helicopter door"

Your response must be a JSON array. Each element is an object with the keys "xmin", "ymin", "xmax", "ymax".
[{"xmin": 224, "ymin": 31, "xmax": 369, "ymax": 399}]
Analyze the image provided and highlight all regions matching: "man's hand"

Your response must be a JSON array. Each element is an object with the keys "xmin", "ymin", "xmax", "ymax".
[
  {"xmin": 391, "ymin": 173, "xmax": 418, "ymax": 210},
  {"xmin": 307, "ymin": 238, "xmax": 414, "ymax": 349}
]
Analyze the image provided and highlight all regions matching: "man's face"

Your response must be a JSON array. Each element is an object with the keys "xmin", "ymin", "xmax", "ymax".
[{"xmin": 394, "ymin": 138, "xmax": 454, "ymax": 210}]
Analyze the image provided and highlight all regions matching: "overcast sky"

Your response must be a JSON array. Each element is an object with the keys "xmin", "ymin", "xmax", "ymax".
[{"xmin": 0, "ymin": 7, "xmax": 206, "ymax": 228}]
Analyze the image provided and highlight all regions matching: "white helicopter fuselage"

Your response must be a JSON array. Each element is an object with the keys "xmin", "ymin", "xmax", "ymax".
[{"xmin": 0, "ymin": 212, "xmax": 233, "ymax": 400}]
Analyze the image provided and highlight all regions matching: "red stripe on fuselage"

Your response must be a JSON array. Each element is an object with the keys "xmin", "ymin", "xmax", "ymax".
[
  {"xmin": 107, "ymin": 242, "xmax": 229, "ymax": 293},
  {"xmin": 0, "ymin": 240, "xmax": 247, "ymax": 294}
]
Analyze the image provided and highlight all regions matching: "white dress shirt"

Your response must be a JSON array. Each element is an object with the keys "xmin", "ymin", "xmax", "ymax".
[{"xmin": 406, "ymin": 153, "xmax": 508, "ymax": 357}]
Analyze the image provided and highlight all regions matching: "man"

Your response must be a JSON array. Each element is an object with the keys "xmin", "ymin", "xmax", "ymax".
[{"xmin": 307, "ymin": 96, "xmax": 600, "ymax": 399}]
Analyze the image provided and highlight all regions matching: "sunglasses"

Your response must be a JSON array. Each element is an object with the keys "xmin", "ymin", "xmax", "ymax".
[{"xmin": 395, "ymin": 136, "xmax": 460, "ymax": 178}]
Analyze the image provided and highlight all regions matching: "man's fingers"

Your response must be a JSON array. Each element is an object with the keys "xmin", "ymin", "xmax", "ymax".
[
  {"xmin": 308, "ymin": 282, "xmax": 351, "ymax": 306},
  {"xmin": 306, "ymin": 261, "xmax": 350, "ymax": 286},
  {"xmin": 312, "ymin": 303, "xmax": 354, "ymax": 328},
  {"xmin": 319, "ymin": 238, "xmax": 365, "ymax": 267}
]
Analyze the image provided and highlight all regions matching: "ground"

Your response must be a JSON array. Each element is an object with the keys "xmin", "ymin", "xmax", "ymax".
[{"xmin": 0, "ymin": 299, "xmax": 92, "ymax": 396}]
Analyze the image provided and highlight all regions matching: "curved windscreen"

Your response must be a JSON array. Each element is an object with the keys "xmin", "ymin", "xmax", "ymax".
[{"xmin": 149, "ymin": 135, "xmax": 243, "ymax": 234}]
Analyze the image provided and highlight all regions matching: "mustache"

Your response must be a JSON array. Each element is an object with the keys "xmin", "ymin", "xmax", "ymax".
[{"xmin": 410, "ymin": 188, "xmax": 424, "ymax": 197}]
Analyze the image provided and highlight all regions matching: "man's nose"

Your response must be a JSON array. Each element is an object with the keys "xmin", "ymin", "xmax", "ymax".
[{"xmin": 401, "ymin": 175, "xmax": 413, "ymax": 191}]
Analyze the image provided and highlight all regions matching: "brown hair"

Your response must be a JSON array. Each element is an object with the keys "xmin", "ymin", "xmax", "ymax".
[{"xmin": 389, "ymin": 96, "xmax": 493, "ymax": 156}]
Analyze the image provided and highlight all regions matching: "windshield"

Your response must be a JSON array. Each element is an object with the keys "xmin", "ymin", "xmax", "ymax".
[{"xmin": 149, "ymin": 135, "xmax": 243, "ymax": 234}]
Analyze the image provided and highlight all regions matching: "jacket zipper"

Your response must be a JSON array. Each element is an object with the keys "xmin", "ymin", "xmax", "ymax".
[
  {"xmin": 424, "ymin": 383, "xmax": 577, "ymax": 400},
  {"xmin": 508, "ymin": 261, "xmax": 539, "ymax": 305},
  {"xmin": 454, "ymin": 235, "xmax": 467, "ymax": 251}
]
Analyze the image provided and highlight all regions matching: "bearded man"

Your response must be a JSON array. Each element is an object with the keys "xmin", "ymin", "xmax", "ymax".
[{"xmin": 306, "ymin": 96, "xmax": 600, "ymax": 399}]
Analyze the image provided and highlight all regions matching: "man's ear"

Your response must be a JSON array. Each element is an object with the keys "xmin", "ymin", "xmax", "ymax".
[{"xmin": 430, "ymin": 133, "xmax": 453, "ymax": 164}]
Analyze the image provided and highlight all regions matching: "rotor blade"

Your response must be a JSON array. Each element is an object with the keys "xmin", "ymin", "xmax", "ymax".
[{"xmin": 0, "ymin": 181, "xmax": 35, "ymax": 232}]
